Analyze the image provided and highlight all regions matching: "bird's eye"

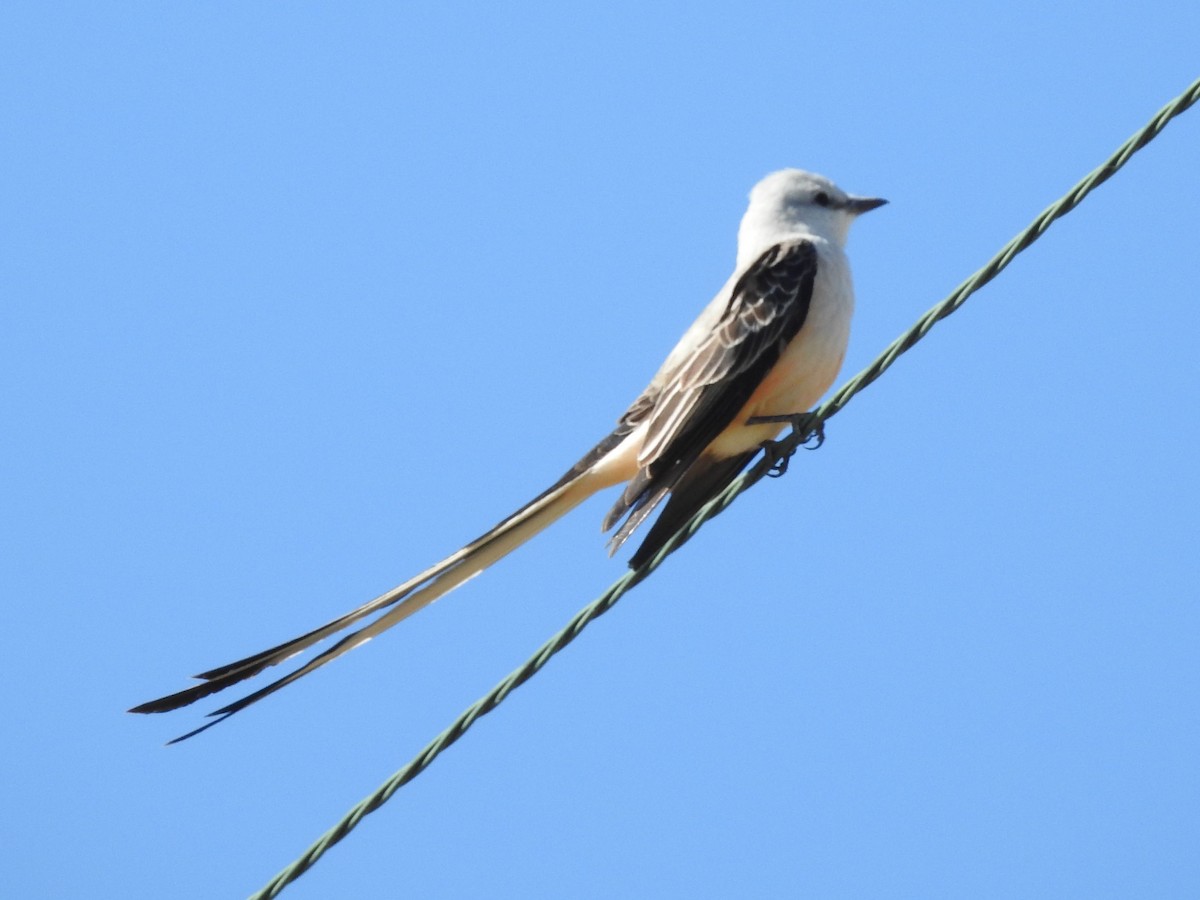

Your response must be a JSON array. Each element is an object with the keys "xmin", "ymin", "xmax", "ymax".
[{"xmin": 814, "ymin": 191, "xmax": 831, "ymax": 207}]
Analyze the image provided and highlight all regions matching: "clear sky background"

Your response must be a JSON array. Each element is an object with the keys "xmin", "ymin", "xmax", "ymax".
[{"xmin": 4, "ymin": 4, "xmax": 1199, "ymax": 899}]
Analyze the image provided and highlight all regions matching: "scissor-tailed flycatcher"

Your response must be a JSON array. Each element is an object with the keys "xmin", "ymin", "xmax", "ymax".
[{"xmin": 132, "ymin": 169, "xmax": 885, "ymax": 740}]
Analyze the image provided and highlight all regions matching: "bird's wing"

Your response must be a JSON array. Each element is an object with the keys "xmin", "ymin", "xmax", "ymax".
[{"xmin": 603, "ymin": 239, "xmax": 818, "ymax": 553}]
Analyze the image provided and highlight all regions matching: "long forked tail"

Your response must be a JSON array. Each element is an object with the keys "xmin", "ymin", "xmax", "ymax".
[{"xmin": 129, "ymin": 472, "xmax": 601, "ymax": 741}]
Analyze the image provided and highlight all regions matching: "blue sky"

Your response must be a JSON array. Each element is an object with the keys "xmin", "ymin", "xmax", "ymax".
[{"xmin": 4, "ymin": 4, "xmax": 1199, "ymax": 898}]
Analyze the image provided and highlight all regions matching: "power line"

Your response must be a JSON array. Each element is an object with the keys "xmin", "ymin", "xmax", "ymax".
[{"xmin": 248, "ymin": 74, "xmax": 1200, "ymax": 900}]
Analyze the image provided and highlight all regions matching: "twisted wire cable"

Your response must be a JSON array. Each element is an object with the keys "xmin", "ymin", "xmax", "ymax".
[{"xmin": 249, "ymin": 75, "xmax": 1200, "ymax": 900}]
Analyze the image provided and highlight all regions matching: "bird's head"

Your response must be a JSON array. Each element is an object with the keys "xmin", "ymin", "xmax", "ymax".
[{"xmin": 739, "ymin": 169, "xmax": 886, "ymax": 257}]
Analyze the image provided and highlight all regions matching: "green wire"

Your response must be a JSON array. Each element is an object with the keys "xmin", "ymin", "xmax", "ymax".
[{"xmin": 249, "ymin": 74, "xmax": 1200, "ymax": 900}]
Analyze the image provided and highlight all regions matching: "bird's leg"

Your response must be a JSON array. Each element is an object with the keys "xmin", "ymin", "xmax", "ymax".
[{"xmin": 747, "ymin": 411, "xmax": 825, "ymax": 449}]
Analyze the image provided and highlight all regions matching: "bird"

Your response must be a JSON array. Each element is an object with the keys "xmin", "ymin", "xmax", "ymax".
[{"xmin": 130, "ymin": 169, "xmax": 886, "ymax": 741}]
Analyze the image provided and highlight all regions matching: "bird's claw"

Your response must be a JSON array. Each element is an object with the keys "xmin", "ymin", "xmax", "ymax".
[
  {"xmin": 756, "ymin": 412, "xmax": 825, "ymax": 477},
  {"xmin": 761, "ymin": 438, "xmax": 795, "ymax": 478},
  {"xmin": 798, "ymin": 415, "xmax": 825, "ymax": 450}
]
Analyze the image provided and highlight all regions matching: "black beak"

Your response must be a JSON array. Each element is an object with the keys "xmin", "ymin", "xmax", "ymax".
[{"xmin": 847, "ymin": 196, "xmax": 888, "ymax": 215}]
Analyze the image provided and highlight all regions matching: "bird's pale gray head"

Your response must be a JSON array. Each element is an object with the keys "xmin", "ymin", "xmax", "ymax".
[{"xmin": 740, "ymin": 169, "xmax": 886, "ymax": 254}]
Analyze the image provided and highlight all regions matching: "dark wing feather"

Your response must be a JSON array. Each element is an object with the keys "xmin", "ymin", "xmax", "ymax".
[
  {"xmin": 604, "ymin": 240, "xmax": 818, "ymax": 556},
  {"xmin": 625, "ymin": 449, "xmax": 757, "ymax": 569}
]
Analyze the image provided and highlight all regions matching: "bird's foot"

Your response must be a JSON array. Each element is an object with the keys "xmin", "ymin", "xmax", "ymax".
[
  {"xmin": 748, "ymin": 411, "xmax": 825, "ymax": 448},
  {"xmin": 798, "ymin": 414, "xmax": 825, "ymax": 450},
  {"xmin": 760, "ymin": 438, "xmax": 795, "ymax": 478},
  {"xmin": 754, "ymin": 412, "xmax": 825, "ymax": 478}
]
